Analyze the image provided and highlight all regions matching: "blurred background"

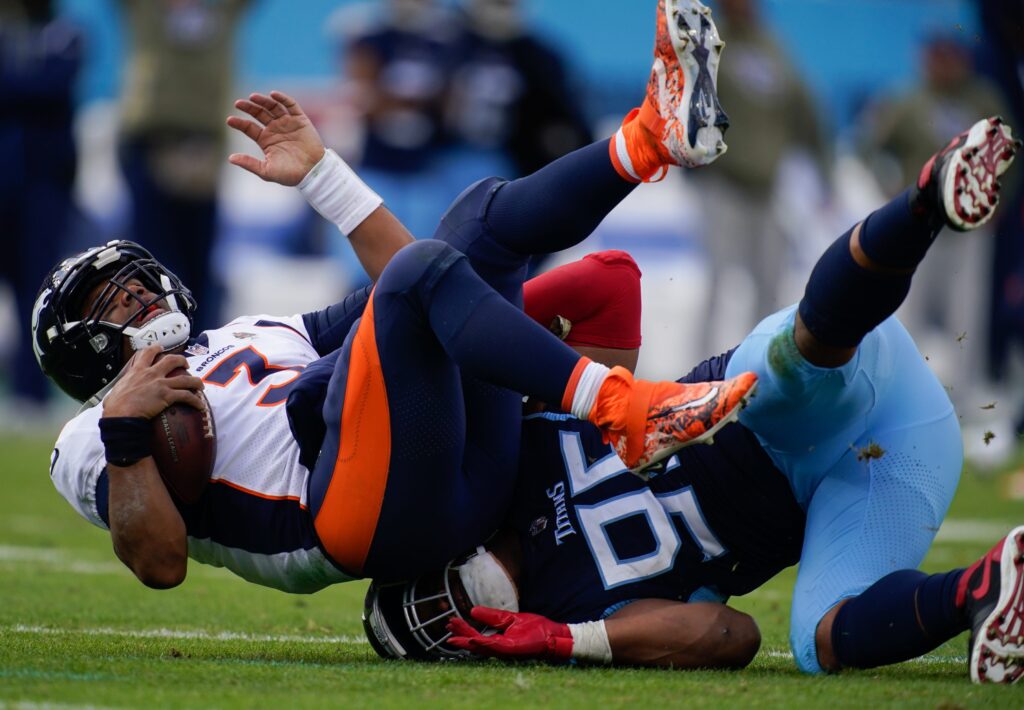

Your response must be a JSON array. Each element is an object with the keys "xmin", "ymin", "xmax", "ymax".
[{"xmin": 1, "ymin": 0, "xmax": 1022, "ymax": 468}]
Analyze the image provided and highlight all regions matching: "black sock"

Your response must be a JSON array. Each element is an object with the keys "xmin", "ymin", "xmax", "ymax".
[
  {"xmin": 797, "ymin": 189, "xmax": 940, "ymax": 348},
  {"xmin": 858, "ymin": 188, "xmax": 942, "ymax": 268},
  {"xmin": 831, "ymin": 568, "xmax": 967, "ymax": 668}
]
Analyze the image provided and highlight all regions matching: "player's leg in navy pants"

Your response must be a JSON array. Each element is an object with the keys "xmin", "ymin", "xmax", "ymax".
[
  {"xmin": 309, "ymin": 139, "xmax": 639, "ymax": 579},
  {"xmin": 310, "ymin": 241, "xmax": 574, "ymax": 579},
  {"xmin": 431, "ymin": 139, "xmax": 638, "ymax": 537}
]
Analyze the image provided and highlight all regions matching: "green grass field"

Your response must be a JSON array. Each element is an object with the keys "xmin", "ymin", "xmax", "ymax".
[{"xmin": 1, "ymin": 432, "xmax": 1022, "ymax": 709}]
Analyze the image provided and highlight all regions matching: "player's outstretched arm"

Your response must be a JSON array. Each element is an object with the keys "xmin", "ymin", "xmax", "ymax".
[
  {"xmin": 603, "ymin": 598, "xmax": 760, "ymax": 669},
  {"xmin": 100, "ymin": 347, "xmax": 201, "ymax": 589},
  {"xmin": 447, "ymin": 599, "xmax": 759, "ymax": 669},
  {"xmin": 227, "ymin": 90, "xmax": 414, "ymax": 281}
]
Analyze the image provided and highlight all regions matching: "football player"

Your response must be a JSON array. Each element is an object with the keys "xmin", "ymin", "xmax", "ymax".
[
  {"xmin": 35, "ymin": 1, "xmax": 755, "ymax": 593},
  {"xmin": 239, "ymin": 5, "xmax": 1020, "ymax": 682},
  {"xmin": 363, "ymin": 106, "xmax": 1024, "ymax": 682}
]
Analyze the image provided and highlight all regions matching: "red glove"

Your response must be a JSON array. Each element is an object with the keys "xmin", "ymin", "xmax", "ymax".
[{"xmin": 446, "ymin": 606, "xmax": 574, "ymax": 662}]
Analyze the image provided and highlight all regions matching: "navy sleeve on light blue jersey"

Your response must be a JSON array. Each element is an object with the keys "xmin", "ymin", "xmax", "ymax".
[{"xmin": 301, "ymin": 285, "xmax": 373, "ymax": 356}]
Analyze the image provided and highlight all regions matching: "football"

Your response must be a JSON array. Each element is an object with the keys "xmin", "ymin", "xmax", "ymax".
[{"xmin": 150, "ymin": 369, "xmax": 216, "ymax": 504}]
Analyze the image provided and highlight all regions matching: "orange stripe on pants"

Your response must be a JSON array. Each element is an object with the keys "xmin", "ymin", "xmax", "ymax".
[{"xmin": 313, "ymin": 294, "xmax": 391, "ymax": 575}]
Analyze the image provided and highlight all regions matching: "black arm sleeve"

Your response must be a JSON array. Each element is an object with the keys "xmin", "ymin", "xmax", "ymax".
[
  {"xmin": 676, "ymin": 347, "xmax": 737, "ymax": 383},
  {"xmin": 301, "ymin": 284, "xmax": 373, "ymax": 356}
]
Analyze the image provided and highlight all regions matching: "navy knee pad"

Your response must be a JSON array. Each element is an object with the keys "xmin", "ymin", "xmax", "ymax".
[
  {"xmin": 375, "ymin": 240, "xmax": 466, "ymax": 304},
  {"xmin": 433, "ymin": 177, "xmax": 505, "ymax": 243}
]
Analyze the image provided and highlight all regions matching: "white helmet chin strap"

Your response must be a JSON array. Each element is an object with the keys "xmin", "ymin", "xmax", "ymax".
[{"xmin": 125, "ymin": 311, "xmax": 191, "ymax": 352}]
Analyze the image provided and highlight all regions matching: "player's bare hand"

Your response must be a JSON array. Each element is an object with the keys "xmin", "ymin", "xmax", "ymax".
[
  {"xmin": 227, "ymin": 90, "xmax": 326, "ymax": 186},
  {"xmin": 102, "ymin": 345, "xmax": 205, "ymax": 419}
]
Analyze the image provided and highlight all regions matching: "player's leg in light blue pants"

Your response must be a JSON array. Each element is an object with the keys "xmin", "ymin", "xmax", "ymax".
[{"xmin": 726, "ymin": 306, "xmax": 963, "ymax": 673}]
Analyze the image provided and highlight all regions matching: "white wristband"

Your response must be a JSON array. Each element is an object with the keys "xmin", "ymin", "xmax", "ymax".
[
  {"xmin": 297, "ymin": 149, "xmax": 383, "ymax": 236},
  {"xmin": 567, "ymin": 620, "xmax": 612, "ymax": 664}
]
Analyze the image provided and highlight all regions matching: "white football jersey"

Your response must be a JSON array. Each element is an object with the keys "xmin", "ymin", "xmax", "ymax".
[{"xmin": 51, "ymin": 314, "xmax": 354, "ymax": 593}]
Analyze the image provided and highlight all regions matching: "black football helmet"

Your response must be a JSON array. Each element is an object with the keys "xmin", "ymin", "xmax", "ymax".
[
  {"xmin": 362, "ymin": 544, "xmax": 522, "ymax": 661},
  {"xmin": 31, "ymin": 240, "xmax": 197, "ymax": 402},
  {"xmin": 362, "ymin": 562, "xmax": 473, "ymax": 662}
]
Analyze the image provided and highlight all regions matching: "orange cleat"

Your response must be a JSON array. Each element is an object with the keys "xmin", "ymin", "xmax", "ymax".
[
  {"xmin": 589, "ymin": 367, "xmax": 757, "ymax": 476},
  {"xmin": 611, "ymin": 0, "xmax": 729, "ymax": 182}
]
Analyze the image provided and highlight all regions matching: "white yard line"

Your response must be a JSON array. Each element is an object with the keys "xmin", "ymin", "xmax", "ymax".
[
  {"xmin": 934, "ymin": 519, "xmax": 1018, "ymax": 544},
  {"xmin": 762, "ymin": 650, "xmax": 967, "ymax": 665},
  {"xmin": 4, "ymin": 624, "xmax": 366, "ymax": 645},
  {"xmin": 0, "ymin": 517, "xmax": 1014, "ymax": 579},
  {"xmin": 0, "ymin": 546, "xmax": 122, "ymax": 575},
  {"xmin": 7, "ymin": 626, "xmax": 966, "ymax": 663},
  {"xmin": 0, "ymin": 703, "xmax": 116, "ymax": 710}
]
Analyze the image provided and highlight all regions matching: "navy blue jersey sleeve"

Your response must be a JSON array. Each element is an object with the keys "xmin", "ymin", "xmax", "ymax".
[
  {"xmin": 301, "ymin": 285, "xmax": 372, "ymax": 356},
  {"xmin": 676, "ymin": 347, "xmax": 736, "ymax": 383},
  {"xmin": 285, "ymin": 348, "xmax": 342, "ymax": 470}
]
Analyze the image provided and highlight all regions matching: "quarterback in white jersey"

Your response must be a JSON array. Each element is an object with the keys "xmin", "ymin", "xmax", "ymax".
[{"xmin": 50, "ymin": 312, "xmax": 352, "ymax": 593}]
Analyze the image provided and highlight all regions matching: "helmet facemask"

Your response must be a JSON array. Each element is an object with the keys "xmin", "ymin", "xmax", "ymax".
[
  {"xmin": 362, "ymin": 546, "xmax": 520, "ymax": 661},
  {"xmin": 82, "ymin": 261, "xmax": 192, "ymax": 354},
  {"xmin": 33, "ymin": 241, "xmax": 197, "ymax": 402},
  {"xmin": 363, "ymin": 562, "xmax": 474, "ymax": 661}
]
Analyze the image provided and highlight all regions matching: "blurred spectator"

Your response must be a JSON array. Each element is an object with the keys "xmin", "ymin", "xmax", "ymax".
[
  {"xmin": 859, "ymin": 32, "xmax": 1007, "ymax": 409},
  {"xmin": 0, "ymin": 0, "xmax": 82, "ymax": 411},
  {"xmin": 330, "ymin": 0, "xmax": 456, "ymax": 240},
  {"xmin": 695, "ymin": 0, "xmax": 830, "ymax": 356},
  {"xmin": 116, "ymin": 0, "xmax": 253, "ymax": 331},
  {"xmin": 975, "ymin": 0, "xmax": 1024, "ymax": 436},
  {"xmin": 443, "ymin": 0, "xmax": 592, "ymax": 183},
  {"xmin": 329, "ymin": 0, "xmax": 590, "ymax": 273},
  {"xmin": 862, "ymin": 34, "xmax": 1006, "ymax": 197}
]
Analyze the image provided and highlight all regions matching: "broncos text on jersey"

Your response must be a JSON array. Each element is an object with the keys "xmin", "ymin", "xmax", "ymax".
[{"xmin": 50, "ymin": 314, "xmax": 354, "ymax": 593}]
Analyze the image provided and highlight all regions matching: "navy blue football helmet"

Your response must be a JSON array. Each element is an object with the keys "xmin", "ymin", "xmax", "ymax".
[
  {"xmin": 31, "ymin": 240, "xmax": 197, "ymax": 402},
  {"xmin": 362, "ymin": 543, "xmax": 522, "ymax": 661},
  {"xmin": 362, "ymin": 568, "xmax": 472, "ymax": 662}
]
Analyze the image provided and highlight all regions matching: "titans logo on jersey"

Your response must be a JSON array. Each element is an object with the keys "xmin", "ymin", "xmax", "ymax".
[{"xmin": 508, "ymin": 411, "xmax": 805, "ymax": 623}]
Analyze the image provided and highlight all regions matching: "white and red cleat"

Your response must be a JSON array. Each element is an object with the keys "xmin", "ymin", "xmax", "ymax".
[
  {"xmin": 959, "ymin": 525, "xmax": 1024, "ymax": 684},
  {"xmin": 913, "ymin": 116, "xmax": 1021, "ymax": 232}
]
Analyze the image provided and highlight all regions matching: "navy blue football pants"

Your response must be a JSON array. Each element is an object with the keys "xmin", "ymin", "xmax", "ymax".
[{"xmin": 309, "ymin": 142, "xmax": 636, "ymax": 580}]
